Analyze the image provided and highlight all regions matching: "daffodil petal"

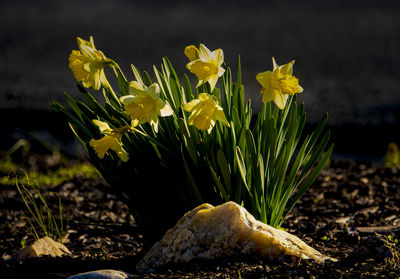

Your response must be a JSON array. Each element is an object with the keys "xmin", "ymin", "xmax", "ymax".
[
  {"xmin": 184, "ymin": 45, "xmax": 199, "ymax": 61},
  {"xmin": 207, "ymin": 124, "xmax": 214, "ymax": 134},
  {"xmin": 272, "ymin": 57, "xmax": 279, "ymax": 71},
  {"xmin": 69, "ymin": 50, "xmax": 88, "ymax": 82},
  {"xmin": 187, "ymin": 60, "xmax": 218, "ymax": 81},
  {"xmin": 280, "ymin": 60, "xmax": 295, "ymax": 76},
  {"xmin": 111, "ymin": 141, "xmax": 129, "ymax": 162},
  {"xmin": 129, "ymin": 80, "xmax": 147, "ymax": 94},
  {"xmin": 195, "ymin": 79, "xmax": 205, "ymax": 88},
  {"xmin": 149, "ymin": 118, "xmax": 159, "ymax": 133},
  {"xmin": 183, "ymin": 99, "xmax": 200, "ymax": 112},
  {"xmin": 260, "ymin": 87, "xmax": 274, "ymax": 104},
  {"xmin": 118, "ymin": 150, "xmax": 129, "ymax": 162},
  {"xmin": 89, "ymin": 36, "xmax": 96, "ymax": 48},
  {"xmin": 159, "ymin": 104, "xmax": 173, "ymax": 117},
  {"xmin": 207, "ymin": 75, "xmax": 219, "ymax": 91},
  {"xmin": 131, "ymin": 119, "xmax": 139, "ymax": 127},
  {"xmin": 213, "ymin": 49, "xmax": 224, "ymax": 65},
  {"xmin": 99, "ymin": 69, "xmax": 108, "ymax": 87},
  {"xmin": 218, "ymin": 66, "xmax": 225, "ymax": 77},
  {"xmin": 198, "ymin": 44, "xmax": 213, "ymax": 62},
  {"xmin": 272, "ymin": 88, "xmax": 288, "ymax": 109},
  {"xmin": 148, "ymin": 83, "xmax": 160, "ymax": 95},
  {"xmin": 92, "ymin": 119, "xmax": 112, "ymax": 134},
  {"xmin": 92, "ymin": 73, "xmax": 101, "ymax": 90},
  {"xmin": 187, "ymin": 112, "xmax": 195, "ymax": 126},
  {"xmin": 89, "ymin": 135, "xmax": 116, "ymax": 159},
  {"xmin": 256, "ymin": 71, "xmax": 272, "ymax": 89},
  {"xmin": 82, "ymin": 62, "xmax": 94, "ymax": 73},
  {"xmin": 77, "ymin": 37, "xmax": 93, "ymax": 53},
  {"xmin": 78, "ymin": 38, "xmax": 97, "ymax": 58},
  {"xmin": 120, "ymin": 95, "xmax": 136, "ymax": 105},
  {"xmin": 198, "ymin": 93, "xmax": 211, "ymax": 101},
  {"xmin": 215, "ymin": 109, "xmax": 230, "ymax": 127}
]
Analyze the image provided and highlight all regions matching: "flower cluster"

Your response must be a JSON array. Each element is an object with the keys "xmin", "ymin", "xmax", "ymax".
[
  {"xmin": 69, "ymin": 38, "xmax": 250, "ymax": 159},
  {"xmin": 68, "ymin": 37, "xmax": 303, "ymax": 161},
  {"xmin": 60, "ymin": 36, "xmax": 332, "ymax": 229}
]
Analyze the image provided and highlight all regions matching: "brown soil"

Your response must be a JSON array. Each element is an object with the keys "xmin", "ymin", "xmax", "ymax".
[{"xmin": 0, "ymin": 152, "xmax": 399, "ymax": 278}]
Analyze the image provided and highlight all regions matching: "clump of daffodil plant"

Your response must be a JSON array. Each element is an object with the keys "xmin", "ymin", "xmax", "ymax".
[{"xmin": 54, "ymin": 37, "xmax": 333, "ymax": 232}]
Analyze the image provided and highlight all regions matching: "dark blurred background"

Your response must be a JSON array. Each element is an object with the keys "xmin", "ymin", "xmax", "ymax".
[{"xmin": 1, "ymin": 0, "xmax": 399, "ymax": 162}]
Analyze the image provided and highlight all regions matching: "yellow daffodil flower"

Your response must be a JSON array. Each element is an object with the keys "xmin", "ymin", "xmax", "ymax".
[
  {"xmin": 120, "ymin": 81, "xmax": 173, "ymax": 132},
  {"xmin": 69, "ymin": 36, "xmax": 111, "ymax": 90},
  {"xmin": 183, "ymin": 93, "xmax": 230, "ymax": 133},
  {"xmin": 89, "ymin": 120, "xmax": 129, "ymax": 162},
  {"xmin": 256, "ymin": 57, "xmax": 303, "ymax": 109},
  {"xmin": 185, "ymin": 44, "xmax": 225, "ymax": 91}
]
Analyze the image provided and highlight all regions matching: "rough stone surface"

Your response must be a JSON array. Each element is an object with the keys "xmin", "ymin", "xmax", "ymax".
[
  {"xmin": 67, "ymin": 269, "xmax": 130, "ymax": 279},
  {"xmin": 13, "ymin": 236, "xmax": 71, "ymax": 260},
  {"xmin": 137, "ymin": 202, "xmax": 334, "ymax": 271}
]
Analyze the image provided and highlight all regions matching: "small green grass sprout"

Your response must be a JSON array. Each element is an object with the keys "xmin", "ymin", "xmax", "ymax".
[{"xmin": 15, "ymin": 173, "xmax": 68, "ymax": 243}]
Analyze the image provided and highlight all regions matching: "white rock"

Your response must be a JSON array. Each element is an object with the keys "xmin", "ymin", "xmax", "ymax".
[
  {"xmin": 67, "ymin": 269, "xmax": 130, "ymax": 279},
  {"xmin": 13, "ymin": 236, "xmax": 71, "ymax": 260},
  {"xmin": 137, "ymin": 202, "xmax": 335, "ymax": 271}
]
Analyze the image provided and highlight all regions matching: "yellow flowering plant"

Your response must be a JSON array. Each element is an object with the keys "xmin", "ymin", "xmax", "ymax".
[
  {"xmin": 183, "ymin": 93, "xmax": 230, "ymax": 133},
  {"xmin": 184, "ymin": 44, "xmax": 225, "ymax": 91},
  {"xmin": 256, "ymin": 57, "xmax": 303, "ymax": 109},
  {"xmin": 54, "ymin": 37, "xmax": 333, "ymax": 233},
  {"xmin": 89, "ymin": 120, "xmax": 130, "ymax": 162},
  {"xmin": 69, "ymin": 36, "xmax": 112, "ymax": 90}
]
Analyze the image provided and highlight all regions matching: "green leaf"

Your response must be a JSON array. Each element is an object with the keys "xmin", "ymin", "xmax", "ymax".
[
  {"xmin": 183, "ymin": 74, "xmax": 193, "ymax": 103},
  {"xmin": 210, "ymin": 166, "xmax": 229, "ymax": 201},
  {"xmin": 64, "ymin": 92, "xmax": 84, "ymax": 122},
  {"xmin": 131, "ymin": 64, "xmax": 144, "ymax": 86},
  {"xmin": 103, "ymin": 87, "xmax": 122, "ymax": 109},
  {"xmin": 142, "ymin": 71, "xmax": 153, "ymax": 87},
  {"xmin": 52, "ymin": 101, "xmax": 92, "ymax": 139},
  {"xmin": 78, "ymin": 85, "xmax": 113, "ymax": 119},
  {"xmin": 222, "ymin": 65, "xmax": 232, "ymax": 116},
  {"xmin": 305, "ymin": 113, "xmax": 328, "ymax": 154},
  {"xmin": 104, "ymin": 103, "xmax": 130, "ymax": 126},
  {"xmin": 282, "ymin": 144, "xmax": 334, "ymax": 224},
  {"xmin": 68, "ymin": 123, "xmax": 86, "ymax": 147},
  {"xmin": 216, "ymin": 149, "xmax": 232, "ymax": 195},
  {"xmin": 245, "ymin": 129, "xmax": 257, "ymax": 164},
  {"xmin": 236, "ymin": 56, "xmax": 242, "ymax": 89},
  {"xmin": 153, "ymin": 65, "xmax": 176, "ymax": 111},
  {"xmin": 111, "ymin": 63, "xmax": 129, "ymax": 95},
  {"xmin": 232, "ymin": 107, "xmax": 242, "ymax": 132},
  {"xmin": 257, "ymin": 153, "xmax": 265, "ymax": 186},
  {"xmin": 235, "ymin": 146, "xmax": 249, "ymax": 193},
  {"xmin": 163, "ymin": 57, "xmax": 182, "ymax": 109},
  {"xmin": 75, "ymin": 101, "xmax": 96, "ymax": 120},
  {"xmin": 181, "ymin": 151, "xmax": 203, "ymax": 203},
  {"xmin": 178, "ymin": 118, "xmax": 198, "ymax": 165}
]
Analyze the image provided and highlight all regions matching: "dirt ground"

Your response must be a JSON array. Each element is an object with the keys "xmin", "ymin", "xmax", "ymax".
[{"xmin": 0, "ymin": 151, "xmax": 399, "ymax": 278}]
